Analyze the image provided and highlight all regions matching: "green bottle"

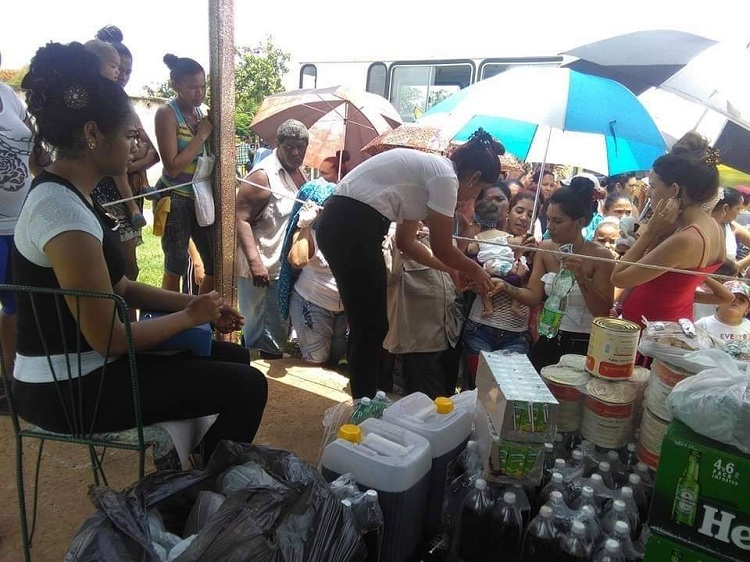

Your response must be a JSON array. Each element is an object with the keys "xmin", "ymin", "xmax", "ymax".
[{"xmin": 672, "ymin": 450, "xmax": 701, "ymax": 526}]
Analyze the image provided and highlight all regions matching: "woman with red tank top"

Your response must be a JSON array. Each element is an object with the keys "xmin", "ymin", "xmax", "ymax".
[{"xmin": 612, "ymin": 132, "xmax": 732, "ymax": 328}]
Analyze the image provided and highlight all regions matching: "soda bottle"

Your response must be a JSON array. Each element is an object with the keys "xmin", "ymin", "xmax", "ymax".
[
  {"xmin": 634, "ymin": 462, "xmax": 654, "ymax": 507},
  {"xmin": 543, "ymin": 490, "xmax": 576, "ymax": 533},
  {"xmin": 605, "ymin": 450, "xmax": 628, "ymax": 489},
  {"xmin": 510, "ymin": 485, "xmax": 532, "ymax": 529},
  {"xmin": 453, "ymin": 478, "xmax": 493, "ymax": 561},
  {"xmin": 595, "ymin": 461, "xmax": 617, "ymax": 490},
  {"xmin": 543, "ymin": 443, "xmax": 555, "ymax": 473},
  {"xmin": 617, "ymin": 486, "xmax": 640, "ymax": 538},
  {"xmin": 610, "ymin": 521, "xmax": 640, "ymax": 562},
  {"xmin": 370, "ymin": 390, "xmax": 391, "ymax": 419},
  {"xmin": 442, "ymin": 442, "xmax": 482, "ymax": 538},
  {"xmin": 622, "ymin": 443, "xmax": 639, "ymax": 469},
  {"xmin": 571, "ymin": 485, "xmax": 597, "ymax": 513},
  {"xmin": 350, "ymin": 397, "xmax": 374, "ymax": 425},
  {"xmin": 627, "ymin": 473, "xmax": 650, "ymax": 526},
  {"xmin": 537, "ymin": 472, "xmax": 569, "ymax": 511},
  {"xmin": 592, "ymin": 538, "xmax": 625, "ymax": 562},
  {"xmin": 553, "ymin": 433, "xmax": 567, "ymax": 460},
  {"xmin": 601, "ymin": 499, "xmax": 629, "ymax": 535},
  {"xmin": 351, "ymin": 489, "xmax": 384, "ymax": 562},
  {"xmin": 491, "ymin": 491, "xmax": 524, "ymax": 560},
  {"xmin": 539, "ymin": 243, "xmax": 575, "ymax": 339},
  {"xmin": 558, "ymin": 520, "xmax": 590, "ymax": 561},
  {"xmin": 575, "ymin": 504, "xmax": 602, "ymax": 544},
  {"xmin": 521, "ymin": 505, "xmax": 560, "ymax": 562}
]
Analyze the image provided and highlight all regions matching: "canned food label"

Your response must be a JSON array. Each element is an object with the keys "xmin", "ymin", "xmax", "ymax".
[{"xmin": 586, "ymin": 318, "xmax": 640, "ymax": 380}]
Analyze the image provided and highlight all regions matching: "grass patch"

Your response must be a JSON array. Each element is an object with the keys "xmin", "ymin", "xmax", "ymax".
[{"xmin": 135, "ymin": 201, "xmax": 163, "ymax": 287}]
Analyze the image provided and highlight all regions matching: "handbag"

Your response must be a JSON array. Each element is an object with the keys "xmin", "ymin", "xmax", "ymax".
[{"xmin": 193, "ymin": 144, "xmax": 216, "ymax": 227}]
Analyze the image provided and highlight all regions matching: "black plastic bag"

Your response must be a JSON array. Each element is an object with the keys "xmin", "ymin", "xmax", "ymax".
[{"xmin": 65, "ymin": 441, "xmax": 366, "ymax": 562}]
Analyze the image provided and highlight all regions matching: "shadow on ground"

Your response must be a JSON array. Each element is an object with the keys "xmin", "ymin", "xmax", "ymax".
[{"xmin": 0, "ymin": 358, "xmax": 351, "ymax": 562}]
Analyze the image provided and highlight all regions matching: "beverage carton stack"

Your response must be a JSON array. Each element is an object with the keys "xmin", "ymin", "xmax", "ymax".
[
  {"xmin": 644, "ymin": 420, "xmax": 750, "ymax": 562},
  {"xmin": 475, "ymin": 351, "xmax": 559, "ymax": 485}
]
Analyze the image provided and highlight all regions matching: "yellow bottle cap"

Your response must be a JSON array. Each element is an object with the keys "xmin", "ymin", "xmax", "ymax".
[
  {"xmin": 338, "ymin": 424, "xmax": 362, "ymax": 443},
  {"xmin": 434, "ymin": 397, "xmax": 454, "ymax": 414}
]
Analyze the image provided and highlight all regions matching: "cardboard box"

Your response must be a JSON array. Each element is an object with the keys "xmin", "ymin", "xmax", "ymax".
[
  {"xmin": 473, "ymin": 402, "xmax": 545, "ymax": 485},
  {"xmin": 649, "ymin": 421, "xmax": 750, "ymax": 562},
  {"xmin": 645, "ymin": 532, "xmax": 729, "ymax": 562},
  {"xmin": 475, "ymin": 351, "xmax": 558, "ymax": 443}
]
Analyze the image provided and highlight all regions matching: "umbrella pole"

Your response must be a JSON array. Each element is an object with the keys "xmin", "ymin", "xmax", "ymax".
[
  {"xmin": 529, "ymin": 127, "xmax": 553, "ymax": 233},
  {"xmin": 339, "ymin": 104, "xmax": 347, "ymax": 182}
]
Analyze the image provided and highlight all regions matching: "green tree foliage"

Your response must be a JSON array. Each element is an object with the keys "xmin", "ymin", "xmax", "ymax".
[
  {"xmin": 0, "ymin": 67, "xmax": 28, "ymax": 89},
  {"xmin": 141, "ymin": 37, "xmax": 289, "ymax": 139}
]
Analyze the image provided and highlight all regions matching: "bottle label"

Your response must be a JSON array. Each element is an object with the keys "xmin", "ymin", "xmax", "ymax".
[
  {"xmin": 539, "ymin": 306, "xmax": 564, "ymax": 334},
  {"xmin": 673, "ymin": 488, "xmax": 698, "ymax": 525}
]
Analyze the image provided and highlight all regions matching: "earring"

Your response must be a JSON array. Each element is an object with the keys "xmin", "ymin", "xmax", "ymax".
[{"xmin": 88, "ymin": 139, "xmax": 96, "ymax": 150}]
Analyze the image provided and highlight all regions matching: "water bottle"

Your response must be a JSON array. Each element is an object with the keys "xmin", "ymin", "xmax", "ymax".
[
  {"xmin": 617, "ymin": 486, "xmax": 640, "ymax": 538},
  {"xmin": 634, "ymin": 462, "xmax": 654, "ymax": 506},
  {"xmin": 350, "ymin": 397, "xmax": 374, "ymax": 425},
  {"xmin": 610, "ymin": 521, "xmax": 640, "ymax": 562},
  {"xmin": 491, "ymin": 491, "xmax": 523, "ymax": 560},
  {"xmin": 370, "ymin": 391, "xmax": 391, "ymax": 419},
  {"xmin": 558, "ymin": 520, "xmax": 590, "ymax": 561},
  {"xmin": 521, "ymin": 506, "xmax": 559, "ymax": 562},
  {"xmin": 544, "ymin": 490, "xmax": 577, "ymax": 533},
  {"xmin": 453, "ymin": 478, "xmax": 494, "ymax": 562},
  {"xmin": 553, "ymin": 433, "xmax": 567, "ymax": 460},
  {"xmin": 442, "ymin": 441, "xmax": 482, "ymax": 536},
  {"xmin": 510, "ymin": 485, "xmax": 532, "ymax": 529},
  {"xmin": 361, "ymin": 490, "xmax": 384, "ymax": 562},
  {"xmin": 571, "ymin": 485, "xmax": 597, "ymax": 513},
  {"xmin": 605, "ymin": 451, "xmax": 628, "ymax": 489},
  {"xmin": 538, "ymin": 243, "xmax": 575, "ymax": 339},
  {"xmin": 592, "ymin": 538, "xmax": 625, "ymax": 562}
]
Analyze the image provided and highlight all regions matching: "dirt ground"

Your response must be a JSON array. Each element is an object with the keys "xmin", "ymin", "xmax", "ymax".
[{"xmin": 0, "ymin": 357, "xmax": 353, "ymax": 562}]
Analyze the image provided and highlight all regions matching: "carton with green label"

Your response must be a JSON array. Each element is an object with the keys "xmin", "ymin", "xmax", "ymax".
[
  {"xmin": 645, "ymin": 532, "xmax": 729, "ymax": 562},
  {"xmin": 649, "ymin": 421, "xmax": 750, "ymax": 562}
]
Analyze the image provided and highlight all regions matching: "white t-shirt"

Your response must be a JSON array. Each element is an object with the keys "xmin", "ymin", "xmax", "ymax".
[
  {"xmin": 293, "ymin": 232, "xmax": 343, "ymax": 312},
  {"xmin": 695, "ymin": 315, "xmax": 750, "ymax": 342},
  {"xmin": 0, "ymin": 82, "xmax": 33, "ymax": 235},
  {"xmin": 335, "ymin": 148, "xmax": 458, "ymax": 222}
]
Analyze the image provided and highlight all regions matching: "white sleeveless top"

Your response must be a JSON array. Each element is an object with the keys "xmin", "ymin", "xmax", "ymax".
[
  {"xmin": 542, "ymin": 271, "xmax": 593, "ymax": 334},
  {"xmin": 725, "ymin": 223, "xmax": 738, "ymax": 261},
  {"xmin": 236, "ymin": 150, "xmax": 302, "ymax": 279}
]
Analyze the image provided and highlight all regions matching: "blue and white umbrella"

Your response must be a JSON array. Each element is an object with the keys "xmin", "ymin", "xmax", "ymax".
[{"xmin": 417, "ymin": 66, "xmax": 668, "ymax": 176}]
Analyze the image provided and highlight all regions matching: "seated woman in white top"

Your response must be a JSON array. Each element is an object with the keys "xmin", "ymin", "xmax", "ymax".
[
  {"xmin": 315, "ymin": 130, "xmax": 503, "ymax": 399},
  {"xmin": 495, "ymin": 176, "xmax": 614, "ymax": 370}
]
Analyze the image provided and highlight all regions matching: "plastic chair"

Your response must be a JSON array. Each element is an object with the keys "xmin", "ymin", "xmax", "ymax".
[{"xmin": 0, "ymin": 284, "xmax": 178, "ymax": 562}]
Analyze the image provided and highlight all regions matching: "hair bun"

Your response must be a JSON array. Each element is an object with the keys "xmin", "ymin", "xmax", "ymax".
[
  {"xmin": 336, "ymin": 150, "xmax": 351, "ymax": 163},
  {"xmin": 96, "ymin": 25, "xmax": 123, "ymax": 43},
  {"xmin": 163, "ymin": 53, "xmax": 179, "ymax": 69},
  {"xmin": 468, "ymin": 128, "xmax": 506, "ymax": 156}
]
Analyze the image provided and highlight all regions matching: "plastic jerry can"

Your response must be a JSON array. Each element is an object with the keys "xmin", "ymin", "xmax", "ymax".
[
  {"xmin": 382, "ymin": 392, "xmax": 473, "ymax": 536},
  {"xmin": 321, "ymin": 418, "xmax": 432, "ymax": 562}
]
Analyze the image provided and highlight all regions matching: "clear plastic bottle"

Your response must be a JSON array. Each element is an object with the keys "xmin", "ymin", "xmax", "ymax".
[
  {"xmin": 491, "ymin": 491, "xmax": 524, "ymax": 560},
  {"xmin": 571, "ymin": 485, "xmax": 598, "ymax": 513},
  {"xmin": 611, "ymin": 521, "xmax": 640, "ymax": 562},
  {"xmin": 539, "ymin": 243, "xmax": 575, "ymax": 339},
  {"xmin": 601, "ymin": 499, "xmax": 629, "ymax": 535},
  {"xmin": 592, "ymin": 538, "xmax": 625, "ymax": 562},
  {"xmin": 369, "ymin": 390, "xmax": 391, "ymax": 419},
  {"xmin": 575, "ymin": 504, "xmax": 601, "ymax": 545},
  {"xmin": 595, "ymin": 461, "xmax": 617, "ymax": 490},
  {"xmin": 606, "ymin": 450, "xmax": 628, "ymax": 489},
  {"xmin": 358, "ymin": 489, "xmax": 384, "ymax": 562},
  {"xmin": 543, "ymin": 490, "xmax": 577, "ymax": 533},
  {"xmin": 350, "ymin": 397, "xmax": 374, "ymax": 425},
  {"xmin": 538, "ymin": 472, "xmax": 569, "ymax": 511},
  {"xmin": 568, "ymin": 449, "xmax": 585, "ymax": 469},
  {"xmin": 453, "ymin": 478, "xmax": 494, "ymax": 561},
  {"xmin": 617, "ymin": 486, "xmax": 641, "ymax": 538},
  {"xmin": 521, "ymin": 505, "xmax": 560, "ymax": 562},
  {"xmin": 627, "ymin": 473, "xmax": 650, "ymax": 528},
  {"xmin": 442, "ymin": 441, "xmax": 482, "ymax": 537},
  {"xmin": 511, "ymin": 485, "xmax": 532, "ymax": 529},
  {"xmin": 622, "ymin": 443, "xmax": 639, "ymax": 469},
  {"xmin": 558, "ymin": 520, "xmax": 590, "ymax": 561},
  {"xmin": 553, "ymin": 433, "xmax": 567, "ymax": 461}
]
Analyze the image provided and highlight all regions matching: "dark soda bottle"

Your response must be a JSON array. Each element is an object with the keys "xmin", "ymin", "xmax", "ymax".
[
  {"xmin": 453, "ymin": 478, "xmax": 493, "ymax": 562},
  {"xmin": 521, "ymin": 505, "xmax": 559, "ymax": 562},
  {"xmin": 491, "ymin": 491, "xmax": 523, "ymax": 560},
  {"xmin": 559, "ymin": 520, "xmax": 590, "ymax": 561}
]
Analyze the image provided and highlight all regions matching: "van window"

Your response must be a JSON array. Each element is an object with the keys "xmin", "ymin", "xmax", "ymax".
[
  {"xmin": 299, "ymin": 64, "xmax": 317, "ymax": 89},
  {"xmin": 366, "ymin": 63, "xmax": 388, "ymax": 97},
  {"xmin": 389, "ymin": 61, "xmax": 473, "ymax": 122}
]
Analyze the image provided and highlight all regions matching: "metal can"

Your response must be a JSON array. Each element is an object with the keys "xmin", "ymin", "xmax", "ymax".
[
  {"xmin": 645, "ymin": 360, "xmax": 691, "ymax": 422},
  {"xmin": 540, "ymin": 365, "xmax": 590, "ymax": 432},
  {"xmin": 581, "ymin": 378, "xmax": 637, "ymax": 449},
  {"xmin": 585, "ymin": 317, "xmax": 641, "ymax": 380},
  {"xmin": 636, "ymin": 406, "xmax": 670, "ymax": 469}
]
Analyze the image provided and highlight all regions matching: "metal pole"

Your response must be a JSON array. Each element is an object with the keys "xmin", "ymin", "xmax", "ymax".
[{"xmin": 208, "ymin": 0, "xmax": 236, "ymax": 306}]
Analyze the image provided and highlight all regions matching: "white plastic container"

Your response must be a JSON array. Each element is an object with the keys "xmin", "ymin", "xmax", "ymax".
[
  {"xmin": 321, "ymin": 417, "xmax": 432, "ymax": 562},
  {"xmin": 382, "ymin": 392, "xmax": 473, "ymax": 536}
]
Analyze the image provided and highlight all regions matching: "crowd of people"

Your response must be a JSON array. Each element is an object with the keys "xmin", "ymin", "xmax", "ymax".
[{"xmin": 2, "ymin": 29, "xmax": 750, "ymax": 457}]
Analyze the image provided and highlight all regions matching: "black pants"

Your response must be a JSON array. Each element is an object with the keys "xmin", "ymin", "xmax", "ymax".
[
  {"xmin": 401, "ymin": 345, "xmax": 461, "ymax": 400},
  {"xmin": 13, "ymin": 341, "xmax": 268, "ymax": 458},
  {"xmin": 316, "ymin": 196, "xmax": 391, "ymax": 399},
  {"xmin": 528, "ymin": 330, "xmax": 590, "ymax": 371}
]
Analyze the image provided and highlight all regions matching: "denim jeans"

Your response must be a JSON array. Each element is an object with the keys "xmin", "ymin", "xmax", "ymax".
[
  {"xmin": 462, "ymin": 319, "xmax": 529, "ymax": 379},
  {"xmin": 237, "ymin": 277, "xmax": 289, "ymax": 355},
  {"xmin": 289, "ymin": 290, "xmax": 347, "ymax": 364}
]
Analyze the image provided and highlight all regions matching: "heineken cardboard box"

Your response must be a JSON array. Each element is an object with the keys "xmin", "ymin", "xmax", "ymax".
[
  {"xmin": 475, "ymin": 351, "xmax": 558, "ymax": 443},
  {"xmin": 649, "ymin": 420, "xmax": 750, "ymax": 562},
  {"xmin": 645, "ymin": 532, "xmax": 729, "ymax": 562}
]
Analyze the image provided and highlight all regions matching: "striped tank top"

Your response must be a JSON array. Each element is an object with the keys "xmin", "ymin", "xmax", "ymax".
[{"xmin": 159, "ymin": 99, "xmax": 207, "ymax": 197}]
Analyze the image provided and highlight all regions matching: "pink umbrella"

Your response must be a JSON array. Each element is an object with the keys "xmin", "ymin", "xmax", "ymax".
[{"xmin": 250, "ymin": 85, "xmax": 402, "ymax": 172}]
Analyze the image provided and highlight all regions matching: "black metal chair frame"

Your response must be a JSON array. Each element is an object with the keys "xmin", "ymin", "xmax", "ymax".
[{"xmin": 0, "ymin": 284, "xmax": 150, "ymax": 562}]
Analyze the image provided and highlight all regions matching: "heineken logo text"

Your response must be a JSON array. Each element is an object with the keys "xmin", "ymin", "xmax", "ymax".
[{"xmin": 698, "ymin": 505, "xmax": 750, "ymax": 550}]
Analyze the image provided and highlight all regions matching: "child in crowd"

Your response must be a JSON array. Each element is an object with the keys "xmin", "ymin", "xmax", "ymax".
[
  {"xmin": 593, "ymin": 216, "xmax": 620, "ymax": 258},
  {"xmin": 466, "ymin": 199, "xmax": 527, "ymax": 317},
  {"xmin": 695, "ymin": 280, "xmax": 750, "ymax": 341}
]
